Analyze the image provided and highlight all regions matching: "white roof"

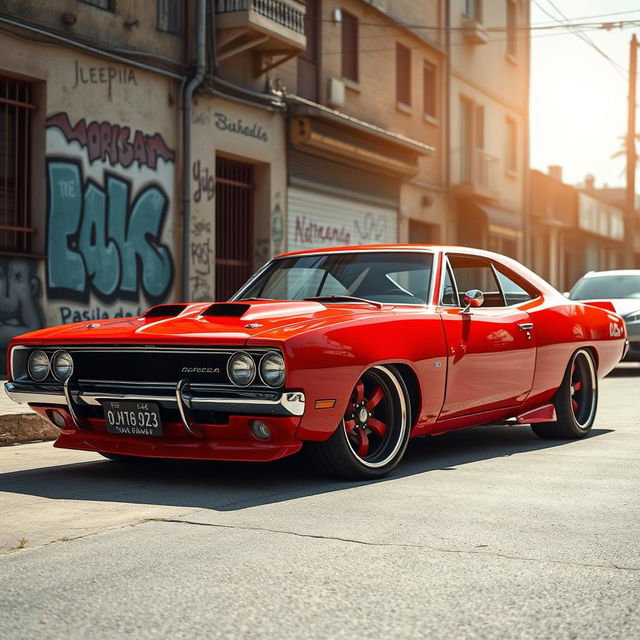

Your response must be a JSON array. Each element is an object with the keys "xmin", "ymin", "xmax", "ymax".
[{"xmin": 582, "ymin": 270, "xmax": 640, "ymax": 278}]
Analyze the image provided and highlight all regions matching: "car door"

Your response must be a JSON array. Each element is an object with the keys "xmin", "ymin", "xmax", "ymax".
[{"xmin": 438, "ymin": 254, "xmax": 537, "ymax": 420}]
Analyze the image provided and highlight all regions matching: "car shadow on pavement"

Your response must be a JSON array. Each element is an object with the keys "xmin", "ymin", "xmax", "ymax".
[{"xmin": 0, "ymin": 424, "xmax": 613, "ymax": 511}]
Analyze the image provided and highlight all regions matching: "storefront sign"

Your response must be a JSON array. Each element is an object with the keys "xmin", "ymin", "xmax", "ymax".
[{"xmin": 213, "ymin": 112, "xmax": 268, "ymax": 142}]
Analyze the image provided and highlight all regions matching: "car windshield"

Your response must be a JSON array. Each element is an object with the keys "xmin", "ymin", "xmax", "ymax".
[
  {"xmin": 570, "ymin": 274, "xmax": 640, "ymax": 300},
  {"xmin": 234, "ymin": 252, "xmax": 434, "ymax": 305}
]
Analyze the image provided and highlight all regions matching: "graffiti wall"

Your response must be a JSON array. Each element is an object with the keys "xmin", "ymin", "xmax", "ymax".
[{"xmin": 45, "ymin": 112, "xmax": 177, "ymax": 325}]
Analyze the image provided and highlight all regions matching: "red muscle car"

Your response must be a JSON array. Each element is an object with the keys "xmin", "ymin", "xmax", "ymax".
[{"xmin": 5, "ymin": 245, "xmax": 627, "ymax": 479}]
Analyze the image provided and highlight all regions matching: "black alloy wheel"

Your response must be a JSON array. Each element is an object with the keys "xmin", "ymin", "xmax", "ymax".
[{"xmin": 308, "ymin": 365, "xmax": 411, "ymax": 480}]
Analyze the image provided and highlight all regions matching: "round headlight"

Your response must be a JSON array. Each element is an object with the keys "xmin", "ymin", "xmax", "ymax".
[
  {"xmin": 259, "ymin": 352, "xmax": 285, "ymax": 387},
  {"xmin": 227, "ymin": 352, "xmax": 256, "ymax": 386},
  {"xmin": 52, "ymin": 350, "xmax": 74, "ymax": 382},
  {"xmin": 28, "ymin": 350, "xmax": 50, "ymax": 382}
]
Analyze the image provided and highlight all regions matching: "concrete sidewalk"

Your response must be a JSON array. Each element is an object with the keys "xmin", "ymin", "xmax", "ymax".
[{"xmin": 0, "ymin": 381, "xmax": 58, "ymax": 445}]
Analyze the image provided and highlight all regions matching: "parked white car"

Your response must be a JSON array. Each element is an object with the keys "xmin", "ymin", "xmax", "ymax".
[{"xmin": 568, "ymin": 270, "xmax": 640, "ymax": 362}]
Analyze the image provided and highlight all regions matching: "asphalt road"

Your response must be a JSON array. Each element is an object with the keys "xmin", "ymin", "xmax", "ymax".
[{"xmin": 1, "ymin": 367, "xmax": 639, "ymax": 639}]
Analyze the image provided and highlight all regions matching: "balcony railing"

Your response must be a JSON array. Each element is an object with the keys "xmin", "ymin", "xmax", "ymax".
[
  {"xmin": 216, "ymin": 0, "xmax": 305, "ymax": 35},
  {"xmin": 453, "ymin": 148, "xmax": 499, "ymax": 201},
  {"xmin": 216, "ymin": 0, "xmax": 306, "ymax": 72}
]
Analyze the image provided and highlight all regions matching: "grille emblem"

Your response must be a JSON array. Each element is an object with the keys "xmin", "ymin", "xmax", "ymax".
[{"xmin": 181, "ymin": 367, "xmax": 220, "ymax": 374}]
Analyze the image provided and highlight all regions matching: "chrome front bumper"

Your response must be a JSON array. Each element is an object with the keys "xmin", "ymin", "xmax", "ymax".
[{"xmin": 4, "ymin": 380, "xmax": 306, "ymax": 418}]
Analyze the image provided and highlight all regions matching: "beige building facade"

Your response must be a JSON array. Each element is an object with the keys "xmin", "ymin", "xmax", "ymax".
[{"xmin": 448, "ymin": 0, "xmax": 530, "ymax": 259}]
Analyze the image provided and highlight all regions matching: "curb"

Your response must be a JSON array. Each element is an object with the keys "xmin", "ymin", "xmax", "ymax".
[{"xmin": 0, "ymin": 413, "xmax": 58, "ymax": 446}]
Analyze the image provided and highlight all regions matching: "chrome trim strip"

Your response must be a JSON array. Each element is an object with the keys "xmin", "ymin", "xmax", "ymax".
[
  {"xmin": 176, "ymin": 378, "xmax": 203, "ymax": 438},
  {"xmin": 9, "ymin": 345, "xmax": 274, "ymax": 354},
  {"xmin": 63, "ymin": 378, "xmax": 81, "ymax": 429},
  {"xmin": 4, "ymin": 382, "xmax": 306, "ymax": 417}
]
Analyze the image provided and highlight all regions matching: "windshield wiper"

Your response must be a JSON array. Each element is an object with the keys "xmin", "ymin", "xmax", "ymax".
[
  {"xmin": 304, "ymin": 295, "xmax": 383, "ymax": 309},
  {"xmin": 237, "ymin": 297, "xmax": 275, "ymax": 301}
]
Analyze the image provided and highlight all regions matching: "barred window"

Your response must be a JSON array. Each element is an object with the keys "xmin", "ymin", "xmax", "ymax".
[
  {"xmin": 157, "ymin": 0, "xmax": 183, "ymax": 36},
  {"xmin": 80, "ymin": 0, "xmax": 115, "ymax": 11},
  {"xmin": 0, "ymin": 77, "xmax": 34, "ymax": 255}
]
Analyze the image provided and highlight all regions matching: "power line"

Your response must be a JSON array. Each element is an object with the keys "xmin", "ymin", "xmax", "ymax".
[{"xmin": 533, "ymin": 0, "xmax": 628, "ymax": 78}]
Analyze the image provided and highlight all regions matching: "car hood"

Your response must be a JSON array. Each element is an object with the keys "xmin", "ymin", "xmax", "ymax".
[
  {"xmin": 13, "ymin": 301, "xmax": 394, "ymax": 346},
  {"xmin": 578, "ymin": 298, "xmax": 640, "ymax": 317}
]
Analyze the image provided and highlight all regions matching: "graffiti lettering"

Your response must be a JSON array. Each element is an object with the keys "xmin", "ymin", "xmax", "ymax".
[
  {"xmin": 191, "ymin": 218, "xmax": 211, "ymax": 237},
  {"xmin": 192, "ymin": 112, "xmax": 210, "ymax": 125},
  {"xmin": 72, "ymin": 60, "xmax": 137, "ymax": 98},
  {"xmin": 213, "ymin": 112, "xmax": 268, "ymax": 142},
  {"xmin": 192, "ymin": 160, "xmax": 215, "ymax": 203},
  {"xmin": 271, "ymin": 195, "xmax": 284, "ymax": 255},
  {"xmin": 294, "ymin": 216, "xmax": 351, "ymax": 246},
  {"xmin": 189, "ymin": 274, "xmax": 212, "ymax": 303},
  {"xmin": 46, "ymin": 159, "xmax": 173, "ymax": 304},
  {"xmin": 59, "ymin": 305, "xmax": 142, "ymax": 325},
  {"xmin": 46, "ymin": 112, "xmax": 175, "ymax": 170},
  {"xmin": 355, "ymin": 212, "xmax": 388, "ymax": 243}
]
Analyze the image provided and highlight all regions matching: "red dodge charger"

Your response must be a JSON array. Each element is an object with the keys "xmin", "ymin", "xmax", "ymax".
[{"xmin": 5, "ymin": 245, "xmax": 627, "ymax": 479}]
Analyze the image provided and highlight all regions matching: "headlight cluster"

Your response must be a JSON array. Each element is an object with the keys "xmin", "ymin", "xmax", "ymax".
[
  {"xmin": 26, "ymin": 350, "xmax": 74, "ymax": 382},
  {"xmin": 227, "ymin": 351, "xmax": 285, "ymax": 388}
]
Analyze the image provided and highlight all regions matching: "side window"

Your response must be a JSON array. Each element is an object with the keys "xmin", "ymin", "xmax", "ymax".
[
  {"xmin": 441, "ymin": 262, "xmax": 458, "ymax": 306},
  {"xmin": 493, "ymin": 263, "xmax": 537, "ymax": 306},
  {"xmin": 448, "ymin": 255, "xmax": 505, "ymax": 307}
]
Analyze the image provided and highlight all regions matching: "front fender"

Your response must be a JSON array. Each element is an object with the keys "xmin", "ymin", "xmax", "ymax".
[{"xmin": 280, "ymin": 314, "xmax": 447, "ymax": 441}]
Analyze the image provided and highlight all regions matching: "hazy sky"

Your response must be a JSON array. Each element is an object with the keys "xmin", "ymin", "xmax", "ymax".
[{"xmin": 530, "ymin": 0, "xmax": 640, "ymax": 188}]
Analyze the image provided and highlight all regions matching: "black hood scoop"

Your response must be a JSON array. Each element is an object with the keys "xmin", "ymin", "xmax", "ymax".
[
  {"xmin": 201, "ymin": 303, "xmax": 251, "ymax": 318},
  {"xmin": 144, "ymin": 304, "xmax": 188, "ymax": 318}
]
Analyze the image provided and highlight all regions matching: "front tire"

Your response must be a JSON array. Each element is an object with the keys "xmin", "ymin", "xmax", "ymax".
[
  {"xmin": 308, "ymin": 365, "xmax": 411, "ymax": 480},
  {"xmin": 532, "ymin": 349, "xmax": 598, "ymax": 439}
]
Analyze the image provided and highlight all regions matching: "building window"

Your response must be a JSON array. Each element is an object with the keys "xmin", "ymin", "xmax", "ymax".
[
  {"xmin": 506, "ymin": 117, "xmax": 517, "ymax": 173},
  {"xmin": 423, "ymin": 62, "xmax": 436, "ymax": 119},
  {"xmin": 341, "ymin": 11, "xmax": 358, "ymax": 82},
  {"xmin": 396, "ymin": 43, "xmax": 411, "ymax": 107},
  {"xmin": 460, "ymin": 97, "xmax": 484, "ymax": 182},
  {"xmin": 157, "ymin": 0, "xmax": 182, "ymax": 36},
  {"xmin": 506, "ymin": 0, "xmax": 517, "ymax": 58},
  {"xmin": 0, "ymin": 77, "xmax": 34, "ymax": 255},
  {"xmin": 80, "ymin": 0, "xmax": 114, "ymax": 10},
  {"xmin": 463, "ymin": 0, "xmax": 482, "ymax": 22}
]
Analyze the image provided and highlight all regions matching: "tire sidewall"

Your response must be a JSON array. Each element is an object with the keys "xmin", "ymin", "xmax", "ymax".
[
  {"xmin": 330, "ymin": 365, "xmax": 412, "ymax": 479},
  {"xmin": 555, "ymin": 349, "xmax": 598, "ymax": 435}
]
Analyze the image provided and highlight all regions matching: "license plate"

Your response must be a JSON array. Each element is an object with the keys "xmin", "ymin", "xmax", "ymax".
[{"xmin": 103, "ymin": 400, "xmax": 163, "ymax": 436}]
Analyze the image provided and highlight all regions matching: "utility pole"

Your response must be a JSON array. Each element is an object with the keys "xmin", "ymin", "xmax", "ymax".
[{"xmin": 625, "ymin": 34, "xmax": 638, "ymax": 267}]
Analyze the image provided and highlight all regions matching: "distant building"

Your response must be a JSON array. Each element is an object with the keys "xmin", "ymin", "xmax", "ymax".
[{"xmin": 530, "ymin": 167, "xmax": 626, "ymax": 291}]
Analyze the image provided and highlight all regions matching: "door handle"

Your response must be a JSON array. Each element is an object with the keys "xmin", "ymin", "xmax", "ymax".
[{"xmin": 518, "ymin": 322, "xmax": 534, "ymax": 331}]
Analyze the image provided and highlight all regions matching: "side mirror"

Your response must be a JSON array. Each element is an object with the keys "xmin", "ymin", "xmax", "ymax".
[{"xmin": 461, "ymin": 289, "xmax": 484, "ymax": 314}]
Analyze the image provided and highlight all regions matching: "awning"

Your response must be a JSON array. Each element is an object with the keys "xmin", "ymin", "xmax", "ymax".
[{"xmin": 473, "ymin": 202, "xmax": 523, "ymax": 237}]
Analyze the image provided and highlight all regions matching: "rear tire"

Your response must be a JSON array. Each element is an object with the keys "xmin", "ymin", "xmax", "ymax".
[
  {"xmin": 308, "ymin": 365, "xmax": 411, "ymax": 480},
  {"xmin": 531, "ymin": 349, "xmax": 598, "ymax": 439}
]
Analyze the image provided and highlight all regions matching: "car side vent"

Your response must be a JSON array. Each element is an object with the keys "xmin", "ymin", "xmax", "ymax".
[
  {"xmin": 202, "ymin": 303, "xmax": 251, "ymax": 317},
  {"xmin": 144, "ymin": 304, "xmax": 188, "ymax": 318}
]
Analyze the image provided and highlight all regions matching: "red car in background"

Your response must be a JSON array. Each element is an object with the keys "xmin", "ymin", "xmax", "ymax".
[{"xmin": 5, "ymin": 245, "xmax": 627, "ymax": 479}]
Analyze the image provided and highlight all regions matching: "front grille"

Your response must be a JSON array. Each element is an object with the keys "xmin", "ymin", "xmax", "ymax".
[{"xmin": 70, "ymin": 348, "xmax": 269, "ymax": 387}]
